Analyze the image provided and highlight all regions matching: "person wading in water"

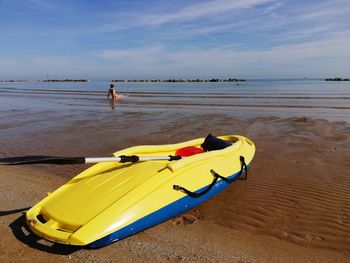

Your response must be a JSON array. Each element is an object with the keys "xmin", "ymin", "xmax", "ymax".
[{"xmin": 107, "ymin": 84, "xmax": 118, "ymax": 99}]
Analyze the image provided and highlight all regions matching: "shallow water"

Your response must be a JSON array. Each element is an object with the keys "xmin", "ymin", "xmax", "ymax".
[{"xmin": 1, "ymin": 79, "xmax": 349, "ymax": 122}]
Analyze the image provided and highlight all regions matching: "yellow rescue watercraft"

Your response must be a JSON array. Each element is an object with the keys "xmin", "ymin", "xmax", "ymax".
[{"xmin": 4, "ymin": 134, "xmax": 255, "ymax": 247}]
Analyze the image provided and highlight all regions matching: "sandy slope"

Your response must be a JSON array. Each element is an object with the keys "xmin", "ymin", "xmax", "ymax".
[{"xmin": 1, "ymin": 115, "xmax": 349, "ymax": 262}]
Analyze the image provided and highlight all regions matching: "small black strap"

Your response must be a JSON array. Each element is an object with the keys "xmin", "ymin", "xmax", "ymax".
[
  {"xmin": 119, "ymin": 155, "xmax": 139, "ymax": 163},
  {"xmin": 173, "ymin": 156, "xmax": 248, "ymax": 198},
  {"xmin": 173, "ymin": 169, "xmax": 219, "ymax": 198},
  {"xmin": 212, "ymin": 156, "xmax": 247, "ymax": 182},
  {"xmin": 169, "ymin": 155, "xmax": 182, "ymax": 161},
  {"xmin": 239, "ymin": 156, "xmax": 248, "ymax": 180}
]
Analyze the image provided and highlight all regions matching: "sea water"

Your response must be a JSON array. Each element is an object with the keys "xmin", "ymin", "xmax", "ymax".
[{"xmin": 0, "ymin": 79, "xmax": 349, "ymax": 122}]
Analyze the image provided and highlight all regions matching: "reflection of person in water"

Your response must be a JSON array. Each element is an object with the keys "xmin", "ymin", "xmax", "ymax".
[
  {"xmin": 108, "ymin": 98, "xmax": 116, "ymax": 110},
  {"xmin": 107, "ymin": 84, "xmax": 118, "ymax": 99}
]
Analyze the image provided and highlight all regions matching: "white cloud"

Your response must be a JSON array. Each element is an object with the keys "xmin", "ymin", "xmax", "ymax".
[
  {"xmin": 103, "ymin": 0, "xmax": 274, "ymax": 31},
  {"xmin": 141, "ymin": 0, "xmax": 273, "ymax": 25}
]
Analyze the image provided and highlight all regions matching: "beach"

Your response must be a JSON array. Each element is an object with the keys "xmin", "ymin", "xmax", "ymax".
[{"xmin": 1, "ymin": 81, "xmax": 350, "ymax": 262}]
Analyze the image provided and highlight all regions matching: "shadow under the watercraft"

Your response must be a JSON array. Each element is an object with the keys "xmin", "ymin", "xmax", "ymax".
[{"xmin": 9, "ymin": 214, "xmax": 81, "ymax": 255}]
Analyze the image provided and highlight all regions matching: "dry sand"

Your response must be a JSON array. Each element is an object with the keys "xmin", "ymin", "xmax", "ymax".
[{"xmin": 1, "ymin": 111, "xmax": 350, "ymax": 262}]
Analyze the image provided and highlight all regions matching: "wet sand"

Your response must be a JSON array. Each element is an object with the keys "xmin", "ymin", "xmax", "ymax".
[{"xmin": 1, "ymin": 108, "xmax": 350, "ymax": 262}]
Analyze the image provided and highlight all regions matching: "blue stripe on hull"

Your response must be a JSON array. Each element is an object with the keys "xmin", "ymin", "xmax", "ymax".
[{"xmin": 89, "ymin": 166, "xmax": 248, "ymax": 248}]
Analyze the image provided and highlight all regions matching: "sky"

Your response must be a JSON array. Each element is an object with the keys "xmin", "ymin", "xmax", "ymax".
[{"xmin": 0, "ymin": 0, "xmax": 349, "ymax": 79}]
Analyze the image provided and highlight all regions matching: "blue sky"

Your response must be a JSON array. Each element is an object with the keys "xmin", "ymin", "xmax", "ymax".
[{"xmin": 0, "ymin": 0, "xmax": 349, "ymax": 79}]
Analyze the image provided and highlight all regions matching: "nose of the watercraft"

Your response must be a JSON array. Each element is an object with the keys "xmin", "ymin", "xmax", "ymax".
[{"xmin": 26, "ymin": 208, "xmax": 86, "ymax": 245}]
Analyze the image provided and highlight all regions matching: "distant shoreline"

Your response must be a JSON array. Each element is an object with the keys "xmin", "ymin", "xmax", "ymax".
[
  {"xmin": 0, "ymin": 78, "xmax": 246, "ymax": 83},
  {"xmin": 0, "ymin": 79, "xmax": 89, "ymax": 83},
  {"xmin": 325, "ymin": 77, "xmax": 349, "ymax": 81},
  {"xmin": 2, "ymin": 77, "xmax": 349, "ymax": 83},
  {"xmin": 111, "ymin": 78, "xmax": 246, "ymax": 83}
]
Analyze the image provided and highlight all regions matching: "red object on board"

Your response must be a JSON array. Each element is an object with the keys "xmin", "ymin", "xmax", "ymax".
[{"xmin": 175, "ymin": 146, "xmax": 204, "ymax": 157}]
